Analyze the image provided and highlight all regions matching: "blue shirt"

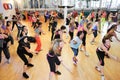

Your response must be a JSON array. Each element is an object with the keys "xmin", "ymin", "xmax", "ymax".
[
  {"xmin": 70, "ymin": 36, "xmax": 82, "ymax": 49},
  {"xmin": 92, "ymin": 22, "xmax": 98, "ymax": 30},
  {"xmin": 79, "ymin": 19, "xmax": 85, "ymax": 26}
]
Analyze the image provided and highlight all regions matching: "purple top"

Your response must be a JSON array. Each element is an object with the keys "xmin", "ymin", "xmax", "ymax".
[{"xmin": 1, "ymin": 25, "xmax": 6, "ymax": 30}]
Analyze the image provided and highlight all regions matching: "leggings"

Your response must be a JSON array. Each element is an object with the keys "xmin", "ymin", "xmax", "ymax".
[
  {"xmin": 51, "ymin": 29, "xmax": 55, "ymax": 41},
  {"xmin": 44, "ymin": 15, "xmax": 48, "ymax": 22},
  {"xmin": 96, "ymin": 48, "xmax": 105, "ymax": 66},
  {"xmin": 48, "ymin": 23, "xmax": 52, "ymax": 31},
  {"xmin": 12, "ymin": 21, "xmax": 17, "ymax": 31},
  {"xmin": 35, "ymin": 36, "xmax": 41, "ymax": 52},
  {"xmin": 93, "ymin": 30, "xmax": 97, "ymax": 38},
  {"xmin": 47, "ymin": 54, "xmax": 61, "ymax": 72},
  {"xmin": 17, "ymin": 49, "xmax": 33, "ymax": 65},
  {"xmin": 17, "ymin": 29, "xmax": 22, "ymax": 38},
  {"xmin": 0, "ymin": 47, "xmax": 10, "ymax": 63},
  {"xmin": 69, "ymin": 31, "xmax": 74, "ymax": 40}
]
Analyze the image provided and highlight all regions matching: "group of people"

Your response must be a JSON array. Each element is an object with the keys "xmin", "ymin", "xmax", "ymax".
[
  {"xmin": 43, "ymin": 9, "xmax": 120, "ymax": 80},
  {"xmin": 0, "ymin": 9, "xmax": 120, "ymax": 80}
]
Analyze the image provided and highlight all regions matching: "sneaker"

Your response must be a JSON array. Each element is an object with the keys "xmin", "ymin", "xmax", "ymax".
[
  {"xmin": 90, "ymin": 41, "xmax": 94, "ymax": 45},
  {"xmin": 73, "ymin": 58, "xmax": 78, "ymax": 65},
  {"xmin": 6, "ymin": 59, "xmax": 10, "ymax": 64},
  {"xmin": 95, "ymin": 66, "xmax": 101, "ymax": 72},
  {"xmin": 84, "ymin": 52, "xmax": 89, "ymax": 57},
  {"xmin": 73, "ymin": 61, "xmax": 77, "ymax": 65},
  {"xmin": 23, "ymin": 72, "xmax": 29, "ymax": 79},
  {"xmin": 55, "ymin": 71, "xmax": 61, "ymax": 75},
  {"xmin": 80, "ymin": 48, "xmax": 83, "ymax": 51},
  {"xmin": 101, "ymin": 75, "xmax": 105, "ymax": 80},
  {"xmin": 27, "ymin": 63, "xmax": 34, "ymax": 67}
]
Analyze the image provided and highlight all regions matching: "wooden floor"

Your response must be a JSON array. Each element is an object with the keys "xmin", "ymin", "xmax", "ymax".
[{"xmin": 0, "ymin": 17, "xmax": 120, "ymax": 80}]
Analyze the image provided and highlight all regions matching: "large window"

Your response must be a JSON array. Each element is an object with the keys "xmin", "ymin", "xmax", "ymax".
[
  {"xmin": 74, "ymin": 0, "xmax": 120, "ymax": 9},
  {"xmin": 17, "ymin": 0, "xmax": 120, "ymax": 10}
]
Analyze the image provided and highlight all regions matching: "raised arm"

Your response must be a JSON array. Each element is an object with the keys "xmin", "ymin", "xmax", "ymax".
[
  {"xmin": 113, "ymin": 32, "xmax": 120, "ymax": 42},
  {"xmin": 101, "ymin": 44, "xmax": 119, "ymax": 61}
]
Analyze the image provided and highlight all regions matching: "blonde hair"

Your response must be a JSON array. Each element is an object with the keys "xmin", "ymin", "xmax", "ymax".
[{"xmin": 50, "ymin": 39, "xmax": 62, "ymax": 54}]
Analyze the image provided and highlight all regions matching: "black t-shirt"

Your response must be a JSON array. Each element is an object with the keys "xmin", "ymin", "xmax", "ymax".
[
  {"xmin": 52, "ymin": 21, "xmax": 57, "ymax": 30},
  {"xmin": 17, "ymin": 37, "xmax": 30, "ymax": 51},
  {"xmin": 3, "ymin": 35, "xmax": 14, "ymax": 48}
]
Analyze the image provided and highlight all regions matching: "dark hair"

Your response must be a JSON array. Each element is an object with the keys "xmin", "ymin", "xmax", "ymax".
[
  {"xmin": 60, "ymin": 25, "xmax": 66, "ymax": 30},
  {"xmin": 86, "ymin": 23, "xmax": 92, "ymax": 30},
  {"xmin": 6, "ymin": 21, "xmax": 11, "ymax": 26},
  {"xmin": 102, "ymin": 36, "xmax": 109, "ymax": 44},
  {"xmin": 5, "ymin": 16, "xmax": 8, "ymax": 19},
  {"xmin": 36, "ymin": 22, "xmax": 42, "ymax": 27},
  {"xmin": 12, "ymin": 15, "xmax": 16, "ymax": 18},
  {"xmin": 38, "ymin": 22, "xmax": 42, "ymax": 26},
  {"xmin": 49, "ymin": 49, "xmax": 55, "ymax": 56},
  {"xmin": 22, "ymin": 25, "xmax": 26, "ymax": 31},
  {"xmin": 97, "ymin": 9, "xmax": 100, "ymax": 12},
  {"xmin": 77, "ymin": 31, "xmax": 83, "ymax": 37},
  {"xmin": 95, "ymin": 19, "xmax": 100, "ymax": 22},
  {"xmin": 107, "ymin": 24, "xmax": 117, "ymax": 33}
]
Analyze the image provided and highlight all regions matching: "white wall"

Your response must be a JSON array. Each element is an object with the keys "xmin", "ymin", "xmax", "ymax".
[{"xmin": 0, "ymin": 0, "xmax": 15, "ymax": 20}]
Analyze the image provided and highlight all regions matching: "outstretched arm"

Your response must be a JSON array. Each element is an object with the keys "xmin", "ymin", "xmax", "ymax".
[
  {"xmin": 113, "ymin": 33, "xmax": 120, "ymax": 42},
  {"xmin": 102, "ymin": 44, "xmax": 120, "ymax": 62}
]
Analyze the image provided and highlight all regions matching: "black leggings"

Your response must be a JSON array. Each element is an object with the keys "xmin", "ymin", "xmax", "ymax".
[
  {"xmin": 82, "ymin": 37, "xmax": 86, "ymax": 46},
  {"xmin": 44, "ymin": 15, "xmax": 48, "ymax": 22},
  {"xmin": 32, "ymin": 22, "xmax": 36, "ymax": 28},
  {"xmin": 47, "ymin": 54, "xmax": 61, "ymax": 72},
  {"xmin": 51, "ymin": 29, "xmax": 55, "ymax": 41},
  {"xmin": 0, "ymin": 47, "xmax": 10, "ymax": 63},
  {"xmin": 93, "ymin": 30, "xmax": 97, "ymax": 38},
  {"xmin": 96, "ymin": 48, "xmax": 105, "ymax": 66},
  {"xmin": 17, "ymin": 49, "xmax": 33, "ymax": 65},
  {"xmin": 69, "ymin": 31, "xmax": 74, "ymax": 40},
  {"xmin": 48, "ymin": 23, "xmax": 52, "ymax": 31},
  {"xmin": 12, "ymin": 21, "xmax": 17, "ymax": 31}
]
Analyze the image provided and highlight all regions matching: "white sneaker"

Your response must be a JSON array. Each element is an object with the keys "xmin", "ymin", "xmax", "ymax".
[
  {"xmin": 73, "ymin": 60, "xmax": 78, "ymax": 65},
  {"xmin": 73, "ymin": 58, "xmax": 78, "ymax": 65},
  {"xmin": 95, "ymin": 66, "xmax": 101, "ymax": 72},
  {"xmin": 101, "ymin": 75, "xmax": 105, "ymax": 80},
  {"xmin": 6, "ymin": 59, "xmax": 10, "ymax": 64},
  {"xmin": 90, "ymin": 41, "xmax": 94, "ymax": 45},
  {"xmin": 80, "ymin": 48, "xmax": 83, "ymax": 51},
  {"xmin": 84, "ymin": 52, "xmax": 89, "ymax": 56}
]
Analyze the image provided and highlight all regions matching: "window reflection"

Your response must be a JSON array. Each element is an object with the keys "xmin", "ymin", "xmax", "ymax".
[{"xmin": 21, "ymin": 0, "xmax": 120, "ymax": 9}]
